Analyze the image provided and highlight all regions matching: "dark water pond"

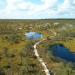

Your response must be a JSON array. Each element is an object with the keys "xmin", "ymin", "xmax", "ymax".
[
  {"xmin": 25, "ymin": 32, "xmax": 43, "ymax": 40},
  {"xmin": 50, "ymin": 44, "xmax": 75, "ymax": 62}
]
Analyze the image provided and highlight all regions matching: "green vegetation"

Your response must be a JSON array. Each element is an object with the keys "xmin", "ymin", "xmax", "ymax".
[{"xmin": 0, "ymin": 19, "xmax": 75, "ymax": 75}]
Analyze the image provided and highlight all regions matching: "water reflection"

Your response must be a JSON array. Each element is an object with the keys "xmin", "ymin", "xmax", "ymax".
[{"xmin": 50, "ymin": 44, "xmax": 75, "ymax": 62}]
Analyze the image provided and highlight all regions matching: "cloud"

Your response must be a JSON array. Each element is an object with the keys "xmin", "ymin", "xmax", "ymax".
[{"xmin": 0, "ymin": 0, "xmax": 75, "ymax": 19}]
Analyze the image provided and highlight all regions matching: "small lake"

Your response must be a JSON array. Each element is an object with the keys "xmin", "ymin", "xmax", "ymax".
[
  {"xmin": 25, "ymin": 32, "xmax": 43, "ymax": 40},
  {"xmin": 50, "ymin": 44, "xmax": 75, "ymax": 62}
]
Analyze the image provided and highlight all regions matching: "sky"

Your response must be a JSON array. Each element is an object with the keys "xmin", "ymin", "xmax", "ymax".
[{"xmin": 0, "ymin": 0, "xmax": 75, "ymax": 19}]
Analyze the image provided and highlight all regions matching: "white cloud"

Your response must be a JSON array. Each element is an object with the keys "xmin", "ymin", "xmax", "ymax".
[
  {"xmin": 55, "ymin": 0, "xmax": 75, "ymax": 18},
  {"xmin": 0, "ymin": 0, "xmax": 75, "ymax": 19}
]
